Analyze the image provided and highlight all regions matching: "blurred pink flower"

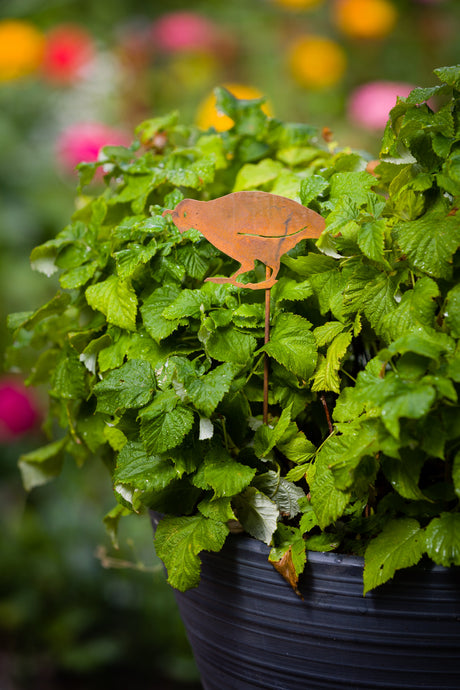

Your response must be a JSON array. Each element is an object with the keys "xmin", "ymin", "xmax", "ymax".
[
  {"xmin": 151, "ymin": 12, "xmax": 222, "ymax": 53},
  {"xmin": 348, "ymin": 81, "xmax": 415, "ymax": 130},
  {"xmin": 0, "ymin": 377, "xmax": 41, "ymax": 441},
  {"xmin": 42, "ymin": 24, "xmax": 95, "ymax": 84},
  {"xmin": 56, "ymin": 122, "xmax": 131, "ymax": 173}
]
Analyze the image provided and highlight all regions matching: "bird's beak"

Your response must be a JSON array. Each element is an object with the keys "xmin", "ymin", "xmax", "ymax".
[{"xmin": 162, "ymin": 209, "xmax": 173, "ymax": 217}]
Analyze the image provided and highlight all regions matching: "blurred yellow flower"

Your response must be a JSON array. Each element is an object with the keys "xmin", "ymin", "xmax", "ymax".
[
  {"xmin": 333, "ymin": 0, "xmax": 397, "ymax": 40},
  {"xmin": 196, "ymin": 84, "xmax": 272, "ymax": 131},
  {"xmin": 272, "ymin": 0, "xmax": 324, "ymax": 9},
  {"xmin": 288, "ymin": 36, "xmax": 346, "ymax": 89},
  {"xmin": 0, "ymin": 19, "xmax": 45, "ymax": 81}
]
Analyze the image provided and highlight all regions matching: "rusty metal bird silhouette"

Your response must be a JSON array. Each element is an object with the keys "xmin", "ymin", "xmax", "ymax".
[{"xmin": 163, "ymin": 190, "xmax": 325, "ymax": 290}]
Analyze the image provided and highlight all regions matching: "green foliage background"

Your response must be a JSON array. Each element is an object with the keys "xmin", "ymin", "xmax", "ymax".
[{"xmin": 1, "ymin": 0, "xmax": 459, "ymax": 686}]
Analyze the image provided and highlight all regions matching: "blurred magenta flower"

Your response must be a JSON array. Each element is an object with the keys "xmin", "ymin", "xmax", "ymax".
[
  {"xmin": 151, "ymin": 12, "xmax": 223, "ymax": 53},
  {"xmin": 56, "ymin": 122, "xmax": 131, "ymax": 173},
  {"xmin": 42, "ymin": 24, "xmax": 95, "ymax": 85},
  {"xmin": 0, "ymin": 377, "xmax": 41, "ymax": 441},
  {"xmin": 348, "ymin": 81, "xmax": 415, "ymax": 130}
]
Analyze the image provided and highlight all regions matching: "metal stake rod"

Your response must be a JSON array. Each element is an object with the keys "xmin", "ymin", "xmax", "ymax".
[{"xmin": 263, "ymin": 267, "xmax": 271, "ymax": 425}]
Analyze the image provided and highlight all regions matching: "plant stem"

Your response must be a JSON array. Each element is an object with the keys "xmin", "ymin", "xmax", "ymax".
[{"xmin": 320, "ymin": 393, "xmax": 334, "ymax": 434}]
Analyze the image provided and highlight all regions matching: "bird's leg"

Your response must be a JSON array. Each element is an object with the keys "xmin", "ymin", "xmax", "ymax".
[
  {"xmin": 244, "ymin": 260, "xmax": 280, "ymax": 290},
  {"xmin": 205, "ymin": 259, "xmax": 255, "ymax": 285}
]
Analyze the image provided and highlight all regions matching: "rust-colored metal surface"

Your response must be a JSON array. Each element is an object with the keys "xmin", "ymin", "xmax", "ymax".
[{"xmin": 163, "ymin": 191, "xmax": 325, "ymax": 289}]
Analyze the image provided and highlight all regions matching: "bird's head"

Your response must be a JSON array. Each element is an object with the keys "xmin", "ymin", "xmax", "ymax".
[{"xmin": 162, "ymin": 199, "xmax": 201, "ymax": 233}]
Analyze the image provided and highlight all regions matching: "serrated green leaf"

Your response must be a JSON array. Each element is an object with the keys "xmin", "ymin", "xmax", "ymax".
[
  {"xmin": 272, "ymin": 477, "xmax": 305, "ymax": 517},
  {"xmin": 445, "ymin": 284, "xmax": 460, "ymax": 338},
  {"xmin": 277, "ymin": 429, "xmax": 315, "ymax": 464},
  {"xmin": 233, "ymin": 158, "xmax": 285, "ymax": 191},
  {"xmin": 135, "ymin": 110, "xmax": 179, "ymax": 143},
  {"xmin": 310, "ymin": 445, "xmax": 351, "ymax": 528},
  {"xmin": 232, "ymin": 487, "xmax": 279, "ymax": 545},
  {"xmin": 103, "ymin": 424, "xmax": 128, "ymax": 451},
  {"xmin": 270, "ymin": 170, "xmax": 301, "ymax": 199},
  {"xmin": 393, "ymin": 203, "xmax": 460, "ymax": 280},
  {"xmin": 162, "ymin": 289, "xmax": 211, "ymax": 319},
  {"xmin": 166, "ymin": 165, "xmax": 200, "ymax": 189},
  {"xmin": 326, "ymin": 196, "xmax": 360, "ymax": 235},
  {"xmin": 312, "ymin": 331, "xmax": 352, "ymax": 393},
  {"xmin": 8, "ymin": 292, "xmax": 71, "ymax": 333},
  {"xmin": 271, "ymin": 277, "xmax": 313, "ymax": 303},
  {"xmin": 86, "ymin": 276, "xmax": 138, "ymax": 331},
  {"xmin": 405, "ymin": 84, "xmax": 450, "ymax": 104},
  {"xmin": 186, "ymin": 362, "xmax": 240, "ymax": 417},
  {"xmin": 425, "ymin": 513, "xmax": 460, "ymax": 567},
  {"xmin": 115, "ymin": 241, "xmax": 157, "ymax": 280},
  {"xmin": 198, "ymin": 496, "xmax": 235, "ymax": 522},
  {"xmin": 263, "ymin": 313, "xmax": 317, "ymax": 381},
  {"xmin": 232, "ymin": 303, "xmax": 264, "ymax": 328},
  {"xmin": 299, "ymin": 504, "xmax": 320, "ymax": 533},
  {"xmin": 309, "ymin": 269, "xmax": 346, "ymax": 319},
  {"xmin": 253, "ymin": 406, "xmax": 292, "ymax": 459},
  {"xmin": 385, "ymin": 326, "xmax": 455, "ymax": 360},
  {"xmin": 329, "ymin": 171, "xmax": 376, "ymax": 206},
  {"xmin": 93, "ymin": 359, "xmax": 155, "ymax": 414},
  {"xmin": 320, "ymin": 424, "xmax": 379, "ymax": 492},
  {"xmin": 113, "ymin": 442, "xmax": 178, "ymax": 492},
  {"xmin": 140, "ymin": 398, "xmax": 194, "ymax": 454},
  {"xmin": 176, "ymin": 244, "xmax": 210, "ymax": 281},
  {"xmin": 363, "ymin": 518, "xmax": 425, "ymax": 594},
  {"xmin": 282, "ymin": 252, "xmax": 336, "ymax": 278},
  {"xmin": 313, "ymin": 321, "xmax": 346, "ymax": 347},
  {"xmin": 381, "ymin": 453, "xmax": 427, "ymax": 501},
  {"xmin": 206, "ymin": 326, "xmax": 256, "ymax": 364},
  {"xmin": 358, "ymin": 219, "xmax": 386, "ymax": 262},
  {"xmin": 434, "ymin": 65, "xmax": 460, "ymax": 87},
  {"xmin": 155, "ymin": 515, "xmax": 229, "ymax": 591},
  {"xmin": 381, "ymin": 277, "xmax": 439, "ymax": 343},
  {"xmin": 201, "ymin": 446, "xmax": 256, "ymax": 498},
  {"xmin": 60, "ymin": 261, "xmax": 99, "ymax": 289},
  {"xmin": 305, "ymin": 533, "xmax": 341, "ymax": 552},
  {"xmin": 52, "ymin": 346, "xmax": 87, "ymax": 400},
  {"xmin": 115, "ymin": 172, "xmax": 166, "ymax": 208},
  {"xmin": 344, "ymin": 264, "xmax": 397, "ymax": 336},
  {"xmin": 18, "ymin": 437, "xmax": 68, "ymax": 491},
  {"xmin": 299, "ymin": 175, "xmax": 329, "ymax": 206},
  {"xmin": 380, "ymin": 376, "xmax": 436, "ymax": 438},
  {"xmin": 141, "ymin": 285, "xmax": 183, "ymax": 341}
]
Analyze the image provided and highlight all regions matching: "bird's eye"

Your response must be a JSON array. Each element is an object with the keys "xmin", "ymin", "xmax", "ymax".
[{"xmin": 183, "ymin": 211, "xmax": 187, "ymax": 218}]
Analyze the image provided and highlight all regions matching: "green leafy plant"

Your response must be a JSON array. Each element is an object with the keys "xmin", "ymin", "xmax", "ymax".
[{"xmin": 7, "ymin": 65, "xmax": 460, "ymax": 594}]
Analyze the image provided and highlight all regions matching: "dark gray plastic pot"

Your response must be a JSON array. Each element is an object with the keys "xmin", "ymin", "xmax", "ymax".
[{"xmin": 151, "ymin": 514, "xmax": 460, "ymax": 690}]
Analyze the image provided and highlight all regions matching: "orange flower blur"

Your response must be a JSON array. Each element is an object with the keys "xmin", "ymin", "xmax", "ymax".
[
  {"xmin": 288, "ymin": 36, "xmax": 346, "ymax": 89},
  {"xmin": 333, "ymin": 0, "xmax": 397, "ymax": 40},
  {"xmin": 196, "ymin": 84, "xmax": 272, "ymax": 131},
  {"xmin": 0, "ymin": 19, "xmax": 45, "ymax": 81}
]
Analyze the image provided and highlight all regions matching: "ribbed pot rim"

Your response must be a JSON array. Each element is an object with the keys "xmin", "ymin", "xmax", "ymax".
[
  {"xmin": 225, "ymin": 529, "xmax": 453, "ymax": 576},
  {"xmin": 150, "ymin": 511, "xmax": 455, "ymax": 579}
]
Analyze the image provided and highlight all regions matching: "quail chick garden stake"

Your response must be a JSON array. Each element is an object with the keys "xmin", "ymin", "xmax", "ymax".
[{"xmin": 163, "ymin": 191, "xmax": 325, "ymax": 289}]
